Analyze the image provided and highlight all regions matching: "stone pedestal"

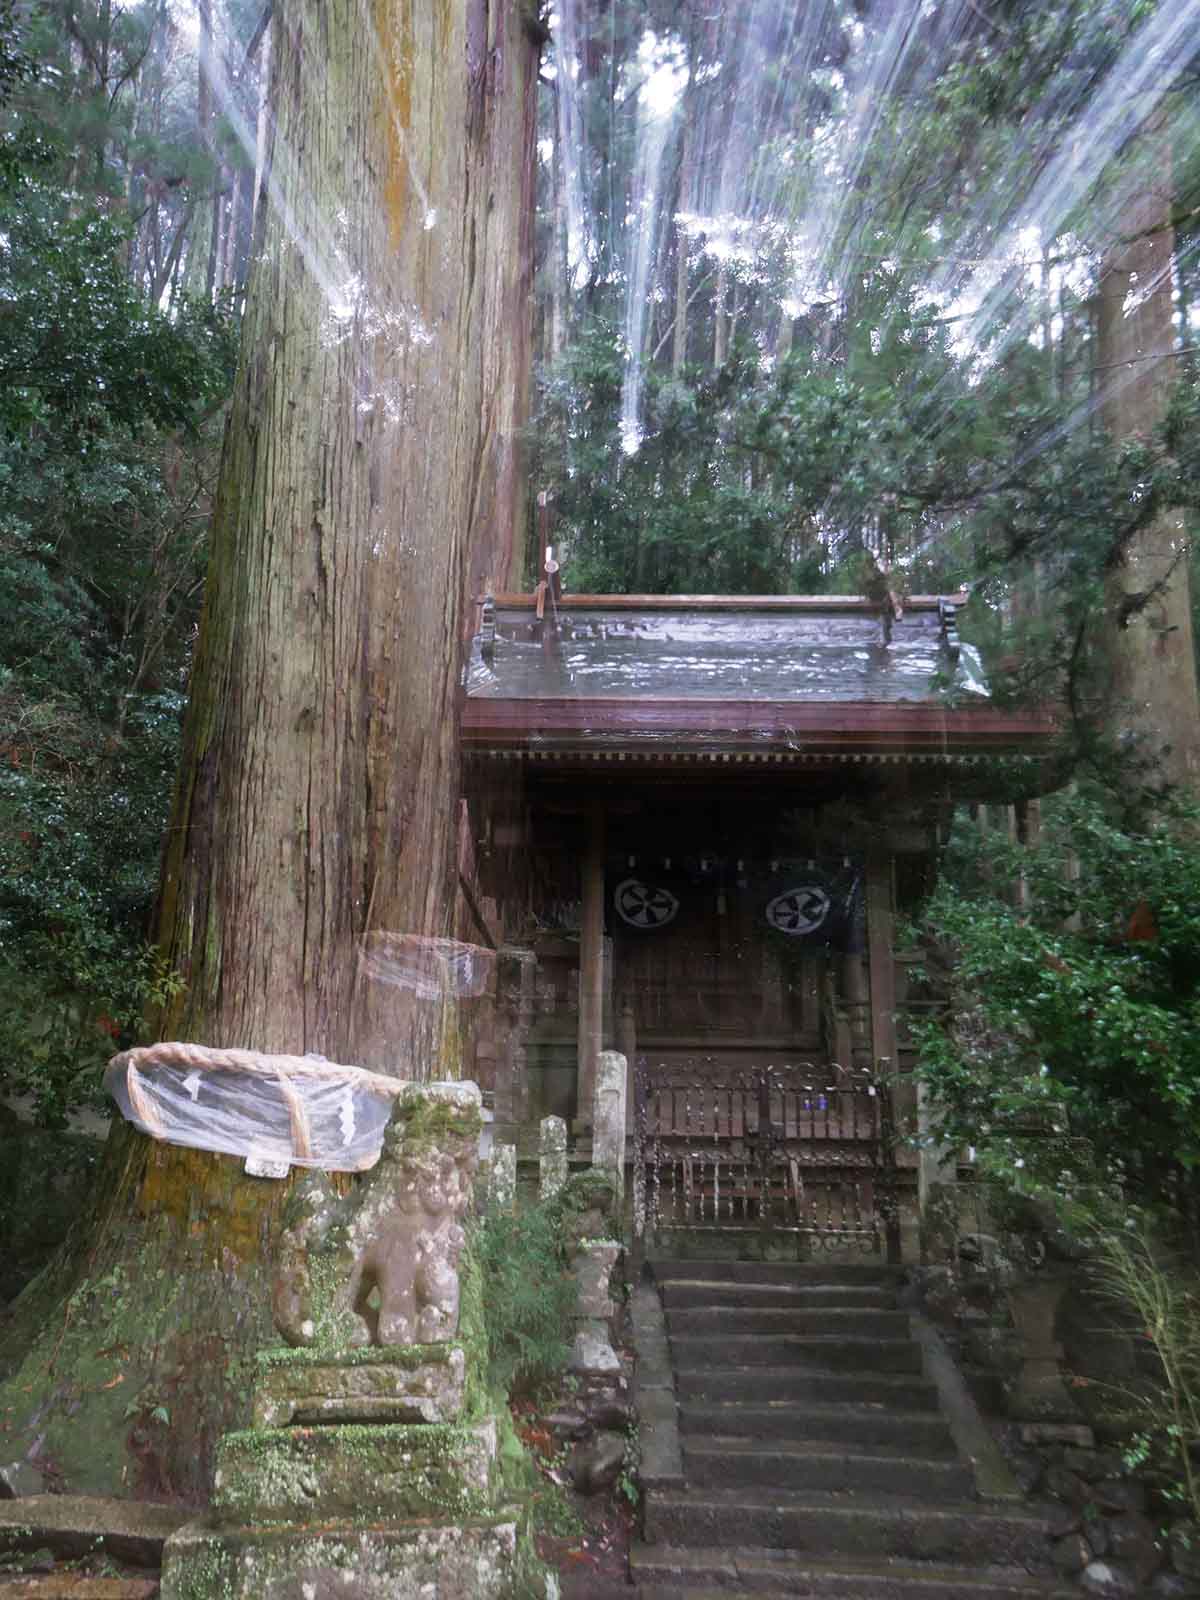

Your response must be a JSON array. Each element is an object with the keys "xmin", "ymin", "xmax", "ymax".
[
  {"xmin": 252, "ymin": 1343, "xmax": 467, "ymax": 1429},
  {"xmin": 212, "ymin": 1419, "xmax": 497, "ymax": 1525},
  {"xmin": 162, "ymin": 1517, "xmax": 519, "ymax": 1600},
  {"xmin": 161, "ymin": 1082, "xmax": 524, "ymax": 1600},
  {"xmin": 162, "ymin": 1347, "xmax": 516, "ymax": 1600}
]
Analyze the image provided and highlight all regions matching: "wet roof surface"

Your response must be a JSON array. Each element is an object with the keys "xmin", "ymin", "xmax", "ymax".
[{"xmin": 465, "ymin": 604, "xmax": 987, "ymax": 704}]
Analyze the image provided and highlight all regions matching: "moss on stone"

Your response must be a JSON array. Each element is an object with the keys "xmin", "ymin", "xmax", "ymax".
[
  {"xmin": 455, "ymin": 1239, "xmax": 495, "ymax": 1423},
  {"xmin": 211, "ymin": 1421, "xmax": 496, "ymax": 1526},
  {"xmin": 254, "ymin": 1341, "xmax": 458, "ymax": 1371},
  {"xmin": 394, "ymin": 1091, "xmax": 482, "ymax": 1152},
  {"xmin": 162, "ymin": 1519, "xmax": 520, "ymax": 1600}
]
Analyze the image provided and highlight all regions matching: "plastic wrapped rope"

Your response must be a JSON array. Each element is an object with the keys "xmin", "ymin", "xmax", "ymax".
[
  {"xmin": 358, "ymin": 933, "xmax": 494, "ymax": 999},
  {"xmin": 104, "ymin": 1043, "xmax": 409, "ymax": 1173}
]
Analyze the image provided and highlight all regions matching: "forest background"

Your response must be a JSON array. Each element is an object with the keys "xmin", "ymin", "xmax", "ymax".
[{"xmin": 3, "ymin": 0, "xmax": 1200, "ymax": 1133}]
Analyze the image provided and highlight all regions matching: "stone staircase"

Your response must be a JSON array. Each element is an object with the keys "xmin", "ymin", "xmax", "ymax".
[{"xmin": 631, "ymin": 1259, "xmax": 1077, "ymax": 1600}]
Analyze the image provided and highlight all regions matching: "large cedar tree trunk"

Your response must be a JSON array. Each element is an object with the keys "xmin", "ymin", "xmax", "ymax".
[
  {"xmin": 1096, "ymin": 129, "xmax": 1200, "ymax": 793},
  {"xmin": 0, "ymin": 0, "xmax": 538, "ymax": 1502}
]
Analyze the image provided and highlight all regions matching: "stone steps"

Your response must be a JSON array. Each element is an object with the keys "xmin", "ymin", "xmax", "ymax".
[
  {"xmin": 677, "ymin": 1400, "xmax": 957, "ymax": 1456},
  {"xmin": 0, "ymin": 1498, "xmax": 189, "ymax": 1569},
  {"xmin": 665, "ymin": 1304, "xmax": 912, "ymax": 1336},
  {"xmin": 674, "ymin": 1360, "xmax": 942, "ymax": 1409},
  {"xmin": 637, "ymin": 1257, "xmax": 1061, "ymax": 1599},
  {"xmin": 669, "ymin": 1331, "xmax": 925, "ymax": 1372},
  {"xmin": 653, "ymin": 1260, "xmax": 907, "ymax": 1287},
  {"xmin": 685, "ymin": 1438, "xmax": 973, "ymax": 1500},
  {"xmin": 643, "ymin": 1485, "xmax": 1057, "ymax": 1568},
  {"xmin": 659, "ymin": 1280, "xmax": 899, "ymax": 1311},
  {"xmin": 631, "ymin": 1545, "xmax": 1077, "ymax": 1599}
]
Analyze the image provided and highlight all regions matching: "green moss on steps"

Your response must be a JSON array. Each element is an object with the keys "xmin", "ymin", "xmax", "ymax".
[{"xmin": 211, "ymin": 1420, "xmax": 497, "ymax": 1525}]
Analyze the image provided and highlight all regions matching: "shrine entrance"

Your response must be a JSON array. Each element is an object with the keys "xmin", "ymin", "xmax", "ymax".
[
  {"xmin": 631, "ymin": 1055, "xmax": 900, "ymax": 1259},
  {"xmin": 600, "ymin": 800, "xmax": 899, "ymax": 1258}
]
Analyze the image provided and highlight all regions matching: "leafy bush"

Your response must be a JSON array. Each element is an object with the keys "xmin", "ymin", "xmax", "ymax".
[
  {"xmin": 0, "ymin": 692, "xmax": 186, "ymax": 1123},
  {"xmin": 911, "ymin": 784, "xmax": 1200, "ymax": 1213}
]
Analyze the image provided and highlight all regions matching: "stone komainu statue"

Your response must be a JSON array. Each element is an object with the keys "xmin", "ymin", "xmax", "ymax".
[{"xmin": 273, "ymin": 1084, "xmax": 481, "ymax": 1349}]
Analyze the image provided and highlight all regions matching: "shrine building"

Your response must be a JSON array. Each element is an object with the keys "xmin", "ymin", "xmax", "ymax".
[{"xmin": 457, "ymin": 587, "xmax": 1056, "ymax": 1254}]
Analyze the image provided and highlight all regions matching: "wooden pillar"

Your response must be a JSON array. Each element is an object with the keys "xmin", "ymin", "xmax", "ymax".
[
  {"xmin": 577, "ymin": 802, "xmax": 606, "ymax": 1127},
  {"xmin": 865, "ymin": 848, "xmax": 897, "ymax": 1075},
  {"xmin": 866, "ymin": 847, "xmax": 903, "ymax": 1263}
]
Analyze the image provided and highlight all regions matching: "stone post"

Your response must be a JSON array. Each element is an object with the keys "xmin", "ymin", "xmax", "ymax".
[
  {"xmin": 591, "ymin": 1050, "xmax": 627, "ymax": 1210},
  {"xmin": 568, "ymin": 1240, "xmax": 622, "ymax": 1380},
  {"xmin": 539, "ymin": 1115, "xmax": 568, "ymax": 1201},
  {"xmin": 487, "ymin": 1143, "xmax": 517, "ymax": 1213}
]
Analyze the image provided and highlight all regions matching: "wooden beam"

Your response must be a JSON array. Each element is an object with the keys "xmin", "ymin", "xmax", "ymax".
[
  {"xmin": 462, "ymin": 696, "xmax": 1058, "ymax": 752},
  {"xmin": 577, "ymin": 802, "xmax": 606, "ymax": 1128},
  {"xmin": 485, "ymin": 592, "xmax": 968, "ymax": 613}
]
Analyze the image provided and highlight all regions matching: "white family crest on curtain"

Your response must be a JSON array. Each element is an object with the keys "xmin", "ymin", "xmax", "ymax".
[
  {"xmin": 761, "ymin": 861, "xmax": 863, "ymax": 950},
  {"xmin": 613, "ymin": 876, "xmax": 681, "ymax": 930},
  {"xmin": 765, "ymin": 883, "xmax": 832, "ymax": 936}
]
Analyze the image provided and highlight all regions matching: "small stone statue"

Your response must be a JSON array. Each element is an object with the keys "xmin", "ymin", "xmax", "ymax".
[{"xmin": 273, "ymin": 1082, "xmax": 481, "ymax": 1349}]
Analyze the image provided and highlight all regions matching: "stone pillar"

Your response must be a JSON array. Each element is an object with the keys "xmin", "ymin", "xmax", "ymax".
[
  {"xmin": 487, "ymin": 1144, "xmax": 516, "ymax": 1213},
  {"xmin": 539, "ymin": 1115, "xmax": 568, "ymax": 1201},
  {"xmin": 568, "ymin": 1239, "xmax": 622, "ymax": 1381},
  {"xmin": 591, "ymin": 1050, "xmax": 627, "ymax": 1210}
]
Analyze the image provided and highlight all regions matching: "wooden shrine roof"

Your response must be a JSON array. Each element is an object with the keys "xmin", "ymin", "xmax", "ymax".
[{"xmin": 461, "ymin": 594, "xmax": 1057, "ymax": 769}]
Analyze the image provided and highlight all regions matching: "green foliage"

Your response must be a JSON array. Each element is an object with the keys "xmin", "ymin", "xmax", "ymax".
[
  {"xmin": 0, "ymin": 176, "xmax": 237, "ymax": 438},
  {"xmin": 1090, "ymin": 1221, "xmax": 1200, "ymax": 1528},
  {"xmin": 912, "ymin": 786, "xmax": 1200, "ymax": 1209},
  {"xmin": 534, "ymin": 302, "xmax": 1200, "ymax": 681},
  {"xmin": 0, "ymin": 35, "xmax": 238, "ymax": 1123},
  {"xmin": 470, "ymin": 1196, "xmax": 579, "ymax": 1398},
  {"xmin": 533, "ymin": 308, "xmax": 975, "ymax": 595}
]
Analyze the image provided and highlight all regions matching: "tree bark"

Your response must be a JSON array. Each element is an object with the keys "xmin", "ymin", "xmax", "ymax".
[
  {"xmin": 671, "ymin": 113, "xmax": 692, "ymax": 378},
  {"xmin": 713, "ymin": 257, "xmax": 728, "ymax": 369},
  {"xmin": 1096, "ymin": 124, "xmax": 1200, "ymax": 795},
  {"xmin": 0, "ymin": 0, "xmax": 538, "ymax": 1502}
]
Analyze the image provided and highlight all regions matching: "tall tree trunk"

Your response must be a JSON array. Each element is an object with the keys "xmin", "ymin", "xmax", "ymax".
[
  {"xmin": 713, "ymin": 257, "xmax": 728, "ymax": 369},
  {"xmin": 671, "ymin": 110, "xmax": 692, "ymax": 378},
  {"xmin": 249, "ymin": 7, "xmax": 273, "ymax": 303},
  {"xmin": 0, "ymin": 0, "xmax": 538, "ymax": 1503},
  {"xmin": 548, "ymin": 79, "xmax": 569, "ymax": 363},
  {"xmin": 1096, "ymin": 124, "xmax": 1200, "ymax": 794}
]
